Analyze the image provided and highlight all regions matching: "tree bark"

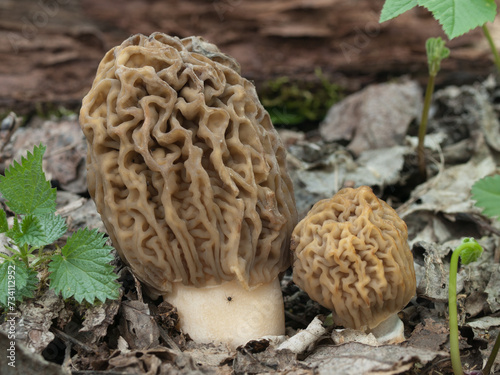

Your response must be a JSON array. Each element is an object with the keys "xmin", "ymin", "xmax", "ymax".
[{"xmin": 0, "ymin": 0, "xmax": 496, "ymax": 113}]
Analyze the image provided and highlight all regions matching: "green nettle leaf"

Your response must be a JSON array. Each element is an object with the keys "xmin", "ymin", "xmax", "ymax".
[
  {"xmin": 419, "ymin": 0, "xmax": 497, "ymax": 39},
  {"xmin": 14, "ymin": 214, "xmax": 67, "ymax": 247},
  {"xmin": 16, "ymin": 215, "xmax": 45, "ymax": 247},
  {"xmin": 6, "ymin": 216, "xmax": 22, "ymax": 244},
  {"xmin": 471, "ymin": 175, "xmax": 500, "ymax": 220},
  {"xmin": 0, "ymin": 144, "xmax": 56, "ymax": 216},
  {"xmin": 380, "ymin": 0, "xmax": 418, "ymax": 22},
  {"xmin": 33, "ymin": 214, "xmax": 67, "ymax": 247},
  {"xmin": 0, "ymin": 259, "xmax": 37, "ymax": 307},
  {"xmin": 0, "ymin": 209, "xmax": 8, "ymax": 233},
  {"xmin": 48, "ymin": 228, "xmax": 120, "ymax": 304}
]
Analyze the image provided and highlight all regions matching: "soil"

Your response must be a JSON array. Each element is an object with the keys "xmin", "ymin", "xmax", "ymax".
[{"xmin": 2, "ymin": 1, "xmax": 500, "ymax": 375}]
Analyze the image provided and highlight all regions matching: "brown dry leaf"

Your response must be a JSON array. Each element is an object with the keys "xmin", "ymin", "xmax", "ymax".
[
  {"xmin": 6, "ymin": 289, "xmax": 65, "ymax": 354},
  {"xmin": 0, "ymin": 329, "xmax": 70, "ymax": 375},
  {"xmin": 182, "ymin": 343, "xmax": 234, "ymax": 370},
  {"xmin": 79, "ymin": 296, "xmax": 121, "ymax": 345},
  {"xmin": 233, "ymin": 347, "xmax": 308, "ymax": 374},
  {"xmin": 107, "ymin": 347, "xmax": 176, "ymax": 374},
  {"xmin": 106, "ymin": 347, "xmax": 224, "ymax": 375},
  {"xmin": 319, "ymin": 80, "xmax": 422, "ymax": 156},
  {"xmin": 303, "ymin": 342, "xmax": 447, "ymax": 375},
  {"xmin": 119, "ymin": 300, "xmax": 160, "ymax": 350},
  {"xmin": 413, "ymin": 241, "xmax": 464, "ymax": 303},
  {"xmin": 406, "ymin": 318, "xmax": 449, "ymax": 351}
]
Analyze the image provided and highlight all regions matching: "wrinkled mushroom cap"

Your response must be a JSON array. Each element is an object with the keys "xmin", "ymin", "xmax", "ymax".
[
  {"xmin": 79, "ymin": 33, "xmax": 297, "ymax": 296},
  {"xmin": 291, "ymin": 186, "xmax": 416, "ymax": 330}
]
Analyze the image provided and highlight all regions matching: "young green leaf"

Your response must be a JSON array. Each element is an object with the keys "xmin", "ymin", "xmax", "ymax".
[
  {"xmin": 48, "ymin": 228, "xmax": 120, "ymax": 304},
  {"xmin": 37, "ymin": 214, "xmax": 67, "ymax": 246},
  {"xmin": 419, "ymin": 0, "xmax": 496, "ymax": 39},
  {"xmin": 0, "ymin": 258, "xmax": 37, "ymax": 307},
  {"xmin": 0, "ymin": 144, "xmax": 56, "ymax": 215},
  {"xmin": 0, "ymin": 208, "xmax": 7, "ymax": 233},
  {"xmin": 6, "ymin": 216, "xmax": 22, "ymax": 244},
  {"xmin": 471, "ymin": 174, "xmax": 500, "ymax": 220},
  {"xmin": 12, "ymin": 214, "xmax": 67, "ymax": 248},
  {"xmin": 458, "ymin": 238, "xmax": 483, "ymax": 265},
  {"xmin": 16, "ymin": 215, "xmax": 44, "ymax": 247},
  {"xmin": 380, "ymin": 0, "xmax": 418, "ymax": 23},
  {"xmin": 426, "ymin": 37, "xmax": 450, "ymax": 76}
]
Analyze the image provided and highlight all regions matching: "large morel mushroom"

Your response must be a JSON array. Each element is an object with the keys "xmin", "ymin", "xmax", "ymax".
[{"xmin": 79, "ymin": 32, "xmax": 297, "ymax": 348}]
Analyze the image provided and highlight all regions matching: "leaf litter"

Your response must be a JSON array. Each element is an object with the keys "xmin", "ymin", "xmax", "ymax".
[{"xmin": 2, "ymin": 76, "xmax": 500, "ymax": 374}]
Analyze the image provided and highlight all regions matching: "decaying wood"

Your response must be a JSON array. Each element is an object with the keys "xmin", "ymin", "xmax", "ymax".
[{"xmin": 0, "ymin": 0, "xmax": 497, "ymax": 113}]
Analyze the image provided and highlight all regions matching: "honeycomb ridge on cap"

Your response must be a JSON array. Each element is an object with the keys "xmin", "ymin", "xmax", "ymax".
[
  {"xmin": 80, "ymin": 32, "xmax": 297, "ymax": 296},
  {"xmin": 291, "ymin": 186, "xmax": 416, "ymax": 330}
]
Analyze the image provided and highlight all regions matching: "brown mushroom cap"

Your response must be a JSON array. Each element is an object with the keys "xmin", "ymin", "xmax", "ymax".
[
  {"xmin": 291, "ymin": 186, "xmax": 416, "ymax": 330},
  {"xmin": 79, "ymin": 33, "xmax": 297, "ymax": 297}
]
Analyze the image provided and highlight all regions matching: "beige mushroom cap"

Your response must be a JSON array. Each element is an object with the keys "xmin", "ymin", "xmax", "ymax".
[
  {"xmin": 79, "ymin": 32, "xmax": 297, "ymax": 347},
  {"xmin": 291, "ymin": 186, "xmax": 416, "ymax": 331},
  {"xmin": 79, "ymin": 32, "xmax": 297, "ymax": 296}
]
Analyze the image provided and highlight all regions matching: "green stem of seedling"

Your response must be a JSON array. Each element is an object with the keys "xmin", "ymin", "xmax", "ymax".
[
  {"xmin": 418, "ymin": 73, "xmax": 435, "ymax": 179},
  {"xmin": 483, "ymin": 333, "xmax": 500, "ymax": 375},
  {"xmin": 449, "ymin": 238, "xmax": 483, "ymax": 375},
  {"xmin": 482, "ymin": 24, "xmax": 500, "ymax": 74},
  {"xmin": 449, "ymin": 245, "xmax": 463, "ymax": 375}
]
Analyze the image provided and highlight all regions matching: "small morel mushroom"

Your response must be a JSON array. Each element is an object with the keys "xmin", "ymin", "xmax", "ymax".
[
  {"xmin": 291, "ymin": 186, "xmax": 416, "ymax": 343},
  {"xmin": 79, "ymin": 33, "xmax": 297, "ymax": 348}
]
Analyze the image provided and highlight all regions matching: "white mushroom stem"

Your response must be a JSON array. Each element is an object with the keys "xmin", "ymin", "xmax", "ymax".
[
  {"xmin": 165, "ymin": 278, "xmax": 285, "ymax": 349},
  {"xmin": 368, "ymin": 314, "xmax": 405, "ymax": 344},
  {"xmin": 277, "ymin": 316, "xmax": 327, "ymax": 353}
]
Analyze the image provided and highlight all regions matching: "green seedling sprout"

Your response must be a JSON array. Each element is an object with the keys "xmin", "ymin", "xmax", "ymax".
[
  {"xmin": 448, "ymin": 238, "xmax": 483, "ymax": 375},
  {"xmin": 0, "ymin": 144, "xmax": 120, "ymax": 308},
  {"xmin": 418, "ymin": 37, "xmax": 449, "ymax": 178}
]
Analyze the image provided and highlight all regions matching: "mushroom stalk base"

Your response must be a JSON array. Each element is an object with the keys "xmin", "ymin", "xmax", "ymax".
[
  {"xmin": 368, "ymin": 314, "xmax": 405, "ymax": 344},
  {"xmin": 165, "ymin": 278, "xmax": 285, "ymax": 349}
]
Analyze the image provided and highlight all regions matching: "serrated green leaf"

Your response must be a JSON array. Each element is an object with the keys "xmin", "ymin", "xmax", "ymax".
[
  {"xmin": 0, "ymin": 144, "xmax": 56, "ymax": 216},
  {"xmin": 48, "ymin": 228, "xmax": 120, "ymax": 304},
  {"xmin": 471, "ymin": 175, "xmax": 500, "ymax": 220},
  {"xmin": 380, "ymin": 0, "xmax": 418, "ymax": 22},
  {"xmin": 419, "ymin": 0, "xmax": 497, "ymax": 39},
  {"xmin": 34, "ymin": 214, "xmax": 67, "ymax": 246},
  {"xmin": 16, "ymin": 215, "xmax": 44, "ymax": 247},
  {"xmin": 0, "ymin": 209, "xmax": 7, "ymax": 233},
  {"xmin": 11, "ymin": 214, "xmax": 67, "ymax": 248},
  {"xmin": 6, "ymin": 216, "xmax": 22, "ymax": 244},
  {"xmin": 0, "ymin": 259, "xmax": 37, "ymax": 307}
]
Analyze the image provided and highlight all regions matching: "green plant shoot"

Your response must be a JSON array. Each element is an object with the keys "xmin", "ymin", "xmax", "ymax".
[
  {"xmin": 448, "ymin": 238, "xmax": 483, "ymax": 375},
  {"xmin": 418, "ymin": 37, "xmax": 450, "ymax": 178},
  {"xmin": 0, "ymin": 144, "xmax": 120, "ymax": 307}
]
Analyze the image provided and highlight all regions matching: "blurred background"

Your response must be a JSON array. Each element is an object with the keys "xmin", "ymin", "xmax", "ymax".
[{"xmin": 0, "ymin": 0, "xmax": 497, "ymax": 126}]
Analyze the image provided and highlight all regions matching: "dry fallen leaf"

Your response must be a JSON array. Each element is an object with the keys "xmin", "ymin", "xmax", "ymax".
[
  {"xmin": 119, "ymin": 300, "xmax": 160, "ymax": 350},
  {"xmin": 303, "ymin": 342, "xmax": 447, "ymax": 375}
]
